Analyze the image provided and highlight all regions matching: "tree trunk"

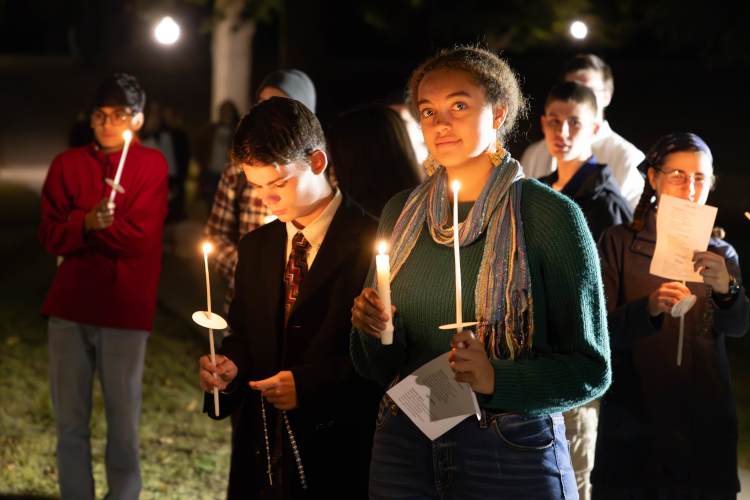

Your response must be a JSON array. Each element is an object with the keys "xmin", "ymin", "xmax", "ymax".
[{"xmin": 211, "ymin": 0, "xmax": 255, "ymax": 120}]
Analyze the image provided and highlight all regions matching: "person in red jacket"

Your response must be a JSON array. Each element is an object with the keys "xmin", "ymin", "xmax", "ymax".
[{"xmin": 38, "ymin": 74, "xmax": 168, "ymax": 500}]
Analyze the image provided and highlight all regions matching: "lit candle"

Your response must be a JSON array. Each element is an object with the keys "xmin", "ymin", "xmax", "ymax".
[
  {"xmin": 109, "ymin": 130, "xmax": 132, "ymax": 203},
  {"xmin": 375, "ymin": 242, "xmax": 394, "ymax": 345},
  {"xmin": 452, "ymin": 181, "xmax": 463, "ymax": 332},
  {"xmin": 203, "ymin": 242, "xmax": 220, "ymax": 415}
]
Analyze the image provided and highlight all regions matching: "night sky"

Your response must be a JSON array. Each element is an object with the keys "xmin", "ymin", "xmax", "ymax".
[{"xmin": 1, "ymin": 0, "xmax": 749, "ymax": 263}]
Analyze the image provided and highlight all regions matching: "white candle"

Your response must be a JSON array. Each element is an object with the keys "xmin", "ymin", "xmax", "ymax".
[
  {"xmin": 109, "ymin": 130, "xmax": 132, "ymax": 203},
  {"xmin": 203, "ymin": 242, "xmax": 220, "ymax": 416},
  {"xmin": 452, "ymin": 181, "xmax": 463, "ymax": 332},
  {"xmin": 375, "ymin": 242, "xmax": 394, "ymax": 345},
  {"xmin": 677, "ymin": 280, "xmax": 686, "ymax": 366}
]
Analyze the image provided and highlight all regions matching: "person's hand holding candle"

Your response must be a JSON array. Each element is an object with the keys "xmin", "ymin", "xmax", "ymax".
[
  {"xmin": 648, "ymin": 282, "xmax": 691, "ymax": 317},
  {"xmin": 448, "ymin": 330, "xmax": 495, "ymax": 395},
  {"xmin": 199, "ymin": 354, "xmax": 237, "ymax": 393},
  {"xmin": 84, "ymin": 197, "xmax": 115, "ymax": 233},
  {"xmin": 351, "ymin": 288, "xmax": 397, "ymax": 339}
]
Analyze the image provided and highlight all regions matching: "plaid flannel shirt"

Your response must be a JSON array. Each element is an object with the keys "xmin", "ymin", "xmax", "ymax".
[{"xmin": 205, "ymin": 164, "xmax": 272, "ymax": 313}]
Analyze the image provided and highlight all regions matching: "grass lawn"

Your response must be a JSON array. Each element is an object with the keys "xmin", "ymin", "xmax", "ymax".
[{"xmin": 0, "ymin": 183, "xmax": 231, "ymax": 499}]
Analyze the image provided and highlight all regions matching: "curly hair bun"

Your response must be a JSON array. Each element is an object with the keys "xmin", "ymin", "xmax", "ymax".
[{"xmin": 407, "ymin": 45, "xmax": 528, "ymax": 142}]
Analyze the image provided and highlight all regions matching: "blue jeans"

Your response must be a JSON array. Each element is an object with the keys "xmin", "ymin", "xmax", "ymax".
[
  {"xmin": 370, "ymin": 395, "xmax": 578, "ymax": 500},
  {"xmin": 48, "ymin": 317, "xmax": 149, "ymax": 500}
]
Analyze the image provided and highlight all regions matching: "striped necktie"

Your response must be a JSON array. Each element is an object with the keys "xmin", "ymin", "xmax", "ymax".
[{"xmin": 284, "ymin": 231, "xmax": 310, "ymax": 324}]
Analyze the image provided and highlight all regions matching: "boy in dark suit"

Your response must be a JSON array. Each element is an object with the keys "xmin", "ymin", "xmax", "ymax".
[{"xmin": 198, "ymin": 97, "xmax": 380, "ymax": 499}]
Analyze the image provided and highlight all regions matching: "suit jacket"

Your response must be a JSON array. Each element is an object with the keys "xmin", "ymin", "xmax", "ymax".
[
  {"xmin": 592, "ymin": 209, "xmax": 749, "ymax": 493},
  {"xmin": 204, "ymin": 191, "xmax": 381, "ymax": 499}
]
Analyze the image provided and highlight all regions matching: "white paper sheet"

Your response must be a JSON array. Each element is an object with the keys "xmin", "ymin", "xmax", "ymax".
[
  {"xmin": 386, "ymin": 352, "xmax": 481, "ymax": 441},
  {"xmin": 650, "ymin": 194, "xmax": 718, "ymax": 282}
]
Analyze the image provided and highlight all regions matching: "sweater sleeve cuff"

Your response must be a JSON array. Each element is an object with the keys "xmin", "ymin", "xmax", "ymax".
[
  {"xmin": 632, "ymin": 295, "xmax": 664, "ymax": 333},
  {"xmin": 350, "ymin": 316, "xmax": 407, "ymax": 387},
  {"xmin": 69, "ymin": 209, "xmax": 89, "ymax": 249},
  {"xmin": 477, "ymin": 359, "xmax": 521, "ymax": 411}
]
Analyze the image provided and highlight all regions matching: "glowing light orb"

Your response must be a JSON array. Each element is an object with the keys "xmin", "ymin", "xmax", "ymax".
[
  {"xmin": 571, "ymin": 21, "xmax": 587, "ymax": 40},
  {"xmin": 379, "ymin": 242, "xmax": 387, "ymax": 255},
  {"xmin": 203, "ymin": 242, "xmax": 212, "ymax": 254},
  {"xmin": 155, "ymin": 16, "xmax": 180, "ymax": 45}
]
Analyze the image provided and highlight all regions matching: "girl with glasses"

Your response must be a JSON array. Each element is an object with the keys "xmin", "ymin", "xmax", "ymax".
[{"xmin": 592, "ymin": 133, "xmax": 750, "ymax": 499}]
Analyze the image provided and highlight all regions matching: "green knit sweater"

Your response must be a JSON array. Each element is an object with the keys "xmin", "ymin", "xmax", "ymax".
[{"xmin": 350, "ymin": 178, "xmax": 611, "ymax": 416}]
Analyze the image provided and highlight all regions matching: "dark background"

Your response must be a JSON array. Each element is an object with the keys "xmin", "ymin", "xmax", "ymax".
[{"xmin": 0, "ymin": 0, "xmax": 748, "ymax": 287}]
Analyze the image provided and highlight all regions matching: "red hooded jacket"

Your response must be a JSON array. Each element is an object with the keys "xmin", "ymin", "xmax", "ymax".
[{"xmin": 39, "ymin": 140, "xmax": 168, "ymax": 331}]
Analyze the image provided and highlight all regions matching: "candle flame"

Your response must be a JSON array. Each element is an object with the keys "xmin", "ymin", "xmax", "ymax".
[
  {"xmin": 123, "ymin": 130, "xmax": 132, "ymax": 142},
  {"xmin": 452, "ymin": 180, "xmax": 460, "ymax": 193},
  {"xmin": 378, "ymin": 242, "xmax": 387, "ymax": 255},
  {"xmin": 203, "ymin": 242, "xmax": 212, "ymax": 254}
]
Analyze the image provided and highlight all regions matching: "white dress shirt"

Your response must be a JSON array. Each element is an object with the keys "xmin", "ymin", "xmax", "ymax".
[
  {"xmin": 519, "ymin": 120, "xmax": 646, "ymax": 208},
  {"xmin": 285, "ymin": 188, "xmax": 343, "ymax": 269}
]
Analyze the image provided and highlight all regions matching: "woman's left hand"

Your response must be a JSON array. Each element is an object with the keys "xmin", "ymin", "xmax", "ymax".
[
  {"xmin": 448, "ymin": 330, "xmax": 495, "ymax": 395},
  {"xmin": 693, "ymin": 250, "xmax": 730, "ymax": 294}
]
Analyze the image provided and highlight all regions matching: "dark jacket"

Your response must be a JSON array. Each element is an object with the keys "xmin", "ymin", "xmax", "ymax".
[
  {"xmin": 203, "ymin": 191, "xmax": 381, "ymax": 499},
  {"xmin": 539, "ymin": 161, "xmax": 633, "ymax": 242},
  {"xmin": 592, "ymin": 209, "xmax": 749, "ymax": 493}
]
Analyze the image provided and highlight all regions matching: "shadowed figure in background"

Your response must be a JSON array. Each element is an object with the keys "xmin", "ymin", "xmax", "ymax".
[
  {"xmin": 521, "ymin": 54, "xmax": 645, "ymax": 208},
  {"xmin": 326, "ymin": 103, "xmax": 422, "ymax": 217},
  {"xmin": 193, "ymin": 100, "xmax": 240, "ymax": 201},
  {"xmin": 140, "ymin": 98, "xmax": 190, "ymax": 223},
  {"xmin": 384, "ymin": 89, "xmax": 430, "ymax": 165},
  {"xmin": 592, "ymin": 133, "xmax": 750, "ymax": 500},
  {"xmin": 38, "ymin": 73, "xmax": 168, "ymax": 500},
  {"xmin": 537, "ymin": 80, "xmax": 632, "ymax": 500}
]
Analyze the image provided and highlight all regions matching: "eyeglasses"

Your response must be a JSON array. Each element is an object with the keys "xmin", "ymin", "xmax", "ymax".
[
  {"xmin": 91, "ymin": 109, "xmax": 133, "ymax": 126},
  {"xmin": 656, "ymin": 169, "xmax": 709, "ymax": 188}
]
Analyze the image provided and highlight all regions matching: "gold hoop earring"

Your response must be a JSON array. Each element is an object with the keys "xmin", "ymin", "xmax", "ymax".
[
  {"xmin": 423, "ymin": 152, "xmax": 441, "ymax": 177},
  {"xmin": 488, "ymin": 138, "xmax": 507, "ymax": 167}
]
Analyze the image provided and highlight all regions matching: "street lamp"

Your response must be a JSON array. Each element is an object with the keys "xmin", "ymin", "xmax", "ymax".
[
  {"xmin": 570, "ymin": 21, "xmax": 587, "ymax": 40},
  {"xmin": 155, "ymin": 16, "xmax": 180, "ymax": 45}
]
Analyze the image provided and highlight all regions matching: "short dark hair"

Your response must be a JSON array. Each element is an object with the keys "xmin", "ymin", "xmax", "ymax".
[
  {"xmin": 407, "ymin": 45, "xmax": 528, "ymax": 143},
  {"xmin": 561, "ymin": 54, "xmax": 614, "ymax": 95},
  {"xmin": 327, "ymin": 104, "xmax": 421, "ymax": 216},
  {"xmin": 229, "ymin": 97, "xmax": 326, "ymax": 168},
  {"xmin": 544, "ymin": 82, "xmax": 598, "ymax": 116},
  {"xmin": 92, "ymin": 73, "xmax": 146, "ymax": 114}
]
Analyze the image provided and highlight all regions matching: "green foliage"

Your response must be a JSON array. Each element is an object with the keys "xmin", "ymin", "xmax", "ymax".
[{"xmin": 0, "ymin": 183, "xmax": 231, "ymax": 498}]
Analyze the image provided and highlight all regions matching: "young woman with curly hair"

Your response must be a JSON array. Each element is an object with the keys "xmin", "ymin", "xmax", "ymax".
[{"xmin": 350, "ymin": 46, "xmax": 611, "ymax": 499}]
